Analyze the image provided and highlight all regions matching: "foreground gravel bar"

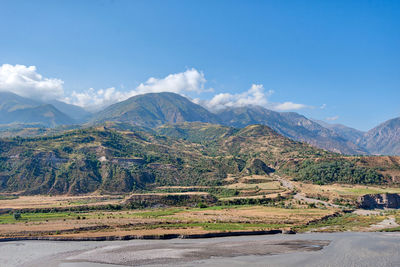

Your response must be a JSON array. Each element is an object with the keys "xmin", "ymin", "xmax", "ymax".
[{"xmin": 1, "ymin": 232, "xmax": 400, "ymax": 266}]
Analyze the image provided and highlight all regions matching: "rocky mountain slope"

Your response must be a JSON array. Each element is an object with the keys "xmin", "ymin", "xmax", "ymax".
[
  {"xmin": 358, "ymin": 117, "xmax": 400, "ymax": 155},
  {"xmin": 313, "ymin": 120, "xmax": 365, "ymax": 144}
]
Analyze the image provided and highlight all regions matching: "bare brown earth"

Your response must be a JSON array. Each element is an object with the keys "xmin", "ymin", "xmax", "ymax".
[
  {"xmin": 357, "ymin": 156, "xmax": 400, "ymax": 182},
  {"xmin": 0, "ymin": 195, "xmax": 124, "ymax": 210}
]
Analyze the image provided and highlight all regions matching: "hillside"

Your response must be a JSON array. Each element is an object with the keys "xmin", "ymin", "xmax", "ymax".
[
  {"xmin": 156, "ymin": 122, "xmax": 237, "ymax": 143},
  {"xmin": 92, "ymin": 92, "xmax": 220, "ymax": 127},
  {"xmin": 359, "ymin": 117, "xmax": 400, "ymax": 155},
  {"xmin": 0, "ymin": 124, "xmax": 391, "ymax": 195},
  {"xmin": 0, "ymin": 126, "xmax": 235, "ymax": 195}
]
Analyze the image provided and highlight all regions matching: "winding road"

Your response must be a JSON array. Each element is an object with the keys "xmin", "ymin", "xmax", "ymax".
[{"xmin": 273, "ymin": 174, "xmax": 341, "ymax": 208}]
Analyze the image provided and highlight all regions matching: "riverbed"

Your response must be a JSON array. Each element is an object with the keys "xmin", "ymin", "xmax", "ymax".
[{"xmin": 1, "ymin": 232, "xmax": 399, "ymax": 266}]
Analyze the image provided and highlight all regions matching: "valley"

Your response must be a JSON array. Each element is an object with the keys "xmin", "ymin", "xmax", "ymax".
[{"xmin": 0, "ymin": 92, "xmax": 400, "ymax": 241}]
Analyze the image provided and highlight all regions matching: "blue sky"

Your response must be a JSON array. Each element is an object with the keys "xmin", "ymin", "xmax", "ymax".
[{"xmin": 0, "ymin": 0, "xmax": 399, "ymax": 131}]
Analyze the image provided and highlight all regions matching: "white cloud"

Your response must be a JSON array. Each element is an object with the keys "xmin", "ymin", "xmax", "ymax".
[
  {"xmin": 0, "ymin": 64, "xmax": 64, "ymax": 100},
  {"xmin": 199, "ymin": 84, "xmax": 273, "ymax": 111},
  {"xmin": 270, "ymin": 102, "xmax": 308, "ymax": 111},
  {"xmin": 63, "ymin": 87, "xmax": 136, "ymax": 111},
  {"xmin": 197, "ymin": 84, "xmax": 308, "ymax": 112},
  {"xmin": 136, "ymin": 68, "xmax": 208, "ymax": 94},
  {"xmin": 326, "ymin": 115, "xmax": 339, "ymax": 121},
  {"xmin": 65, "ymin": 68, "xmax": 209, "ymax": 110}
]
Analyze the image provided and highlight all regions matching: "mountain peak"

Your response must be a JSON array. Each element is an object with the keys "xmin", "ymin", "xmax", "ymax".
[{"xmin": 92, "ymin": 92, "xmax": 219, "ymax": 127}]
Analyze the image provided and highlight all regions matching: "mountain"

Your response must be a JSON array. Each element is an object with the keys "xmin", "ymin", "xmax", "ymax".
[
  {"xmin": 314, "ymin": 120, "xmax": 365, "ymax": 144},
  {"xmin": 0, "ymin": 91, "xmax": 41, "ymax": 112},
  {"xmin": 358, "ymin": 117, "xmax": 400, "ymax": 155},
  {"xmin": 49, "ymin": 100, "xmax": 92, "ymax": 123},
  {"xmin": 91, "ymin": 92, "xmax": 369, "ymax": 154},
  {"xmin": 216, "ymin": 106, "xmax": 367, "ymax": 155},
  {"xmin": 1, "ymin": 104, "xmax": 75, "ymax": 127},
  {"xmin": 4, "ymin": 91, "xmax": 398, "ymax": 156},
  {"xmin": 0, "ymin": 92, "xmax": 75, "ymax": 127},
  {"xmin": 92, "ymin": 92, "xmax": 220, "ymax": 127}
]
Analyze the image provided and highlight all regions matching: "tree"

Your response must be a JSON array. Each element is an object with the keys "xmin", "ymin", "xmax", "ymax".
[{"xmin": 13, "ymin": 213, "xmax": 21, "ymax": 220}]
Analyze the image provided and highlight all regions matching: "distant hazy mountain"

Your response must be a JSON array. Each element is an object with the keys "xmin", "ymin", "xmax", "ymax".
[
  {"xmin": 358, "ymin": 117, "xmax": 400, "ymax": 155},
  {"xmin": 1, "ymin": 104, "xmax": 75, "ymax": 127},
  {"xmin": 314, "ymin": 120, "xmax": 365, "ymax": 144},
  {"xmin": 92, "ymin": 92, "xmax": 220, "ymax": 127},
  {"xmin": 0, "ymin": 91, "xmax": 76, "ymax": 127},
  {"xmin": 49, "ymin": 100, "xmax": 92, "ymax": 123},
  {"xmin": 0, "ymin": 91, "xmax": 41, "ymax": 111},
  {"xmin": 216, "ymin": 106, "xmax": 367, "ymax": 155}
]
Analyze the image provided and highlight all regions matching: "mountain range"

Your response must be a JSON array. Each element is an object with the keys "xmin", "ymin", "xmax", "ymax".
[
  {"xmin": 0, "ymin": 91, "xmax": 90, "ymax": 127},
  {"xmin": 0, "ymin": 91, "xmax": 399, "ymax": 155}
]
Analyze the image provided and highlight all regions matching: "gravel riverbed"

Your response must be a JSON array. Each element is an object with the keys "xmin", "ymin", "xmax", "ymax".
[{"xmin": 1, "ymin": 232, "xmax": 400, "ymax": 266}]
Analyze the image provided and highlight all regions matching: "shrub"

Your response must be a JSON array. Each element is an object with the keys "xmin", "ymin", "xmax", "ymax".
[
  {"xmin": 13, "ymin": 213, "xmax": 21, "ymax": 220},
  {"xmin": 197, "ymin": 203, "xmax": 208, "ymax": 209}
]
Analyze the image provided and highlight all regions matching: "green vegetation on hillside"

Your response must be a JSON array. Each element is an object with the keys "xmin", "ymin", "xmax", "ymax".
[
  {"xmin": 292, "ymin": 160, "xmax": 384, "ymax": 185},
  {"xmin": 0, "ymin": 122, "xmax": 390, "ymax": 195}
]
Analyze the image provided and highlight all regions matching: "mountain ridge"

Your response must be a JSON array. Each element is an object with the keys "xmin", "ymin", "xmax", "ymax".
[{"xmin": 1, "ymin": 91, "xmax": 399, "ymax": 156}]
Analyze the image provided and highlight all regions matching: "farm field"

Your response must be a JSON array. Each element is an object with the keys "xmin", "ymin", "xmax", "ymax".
[
  {"xmin": 1, "ymin": 174, "xmax": 400, "ymax": 240},
  {"xmin": 0, "ymin": 204, "xmax": 337, "ymax": 239}
]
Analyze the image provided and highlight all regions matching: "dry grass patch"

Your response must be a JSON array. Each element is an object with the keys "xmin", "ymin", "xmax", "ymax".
[
  {"xmin": 294, "ymin": 182, "xmax": 400, "ymax": 201},
  {"xmin": 0, "ymin": 205, "xmax": 337, "ymax": 239},
  {"xmin": 0, "ymin": 195, "xmax": 124, "ymax": 210},
  {"xmin": 224, "ymin": 181, "xmax": 282, "ymax": 190}
]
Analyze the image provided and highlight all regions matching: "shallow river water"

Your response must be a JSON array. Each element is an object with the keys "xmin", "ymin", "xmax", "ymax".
[{"xmin": 1, "ymin": 232, "xmax": 400, "ymax": 266}]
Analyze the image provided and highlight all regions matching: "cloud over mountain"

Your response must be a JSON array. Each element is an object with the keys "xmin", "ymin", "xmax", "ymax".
[
  {"xmin": 195, "ymin": 84, "xmax": 272, "ymax": 111},
  {"xmin": 0, "ymin": 64, "xmax": 310, "ymax": 112},
  {"xmin": 136, "ymin": 68, "xmax": 208, "ymax": 94},
  {"xmin": 271, "ymin": 101, "xmax": 308, "ymax": 111},
  {"xmin": 65, "ymin": 68, "xmax": 209, "ymax": 110},
  {"xmin": 195, "ymin": 84, "xmax": 308, "ymax": 112}
]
